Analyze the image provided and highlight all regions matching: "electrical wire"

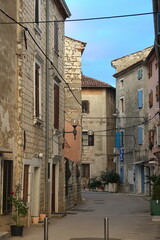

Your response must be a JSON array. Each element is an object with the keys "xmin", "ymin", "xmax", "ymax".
[
  {"xmin": 0, "ymin": 11, "xmax": 155, "ymax": 24},
  {"xmin": 94, "ymin": 112, "xmax": 159, "ymax": 133},
  {"xmin": 0, "ymin": 8, "xmax": 82, "ymax": 106}
]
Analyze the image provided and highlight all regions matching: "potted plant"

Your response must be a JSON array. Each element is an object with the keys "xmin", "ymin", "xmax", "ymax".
[
  {"xmin": 104, "ymin": 171, "xmax": 120, "ymax": 193},
  {"xmin": 88, "ymin": 177, "xmax": 103, "ymax": 191},
  {"xmin": 148, "ymin": 175, "xmax": 160, "ymax": 215},
  {"xmin": 9, "ymin": 184, "xmax": 28, "ymax": 236}
]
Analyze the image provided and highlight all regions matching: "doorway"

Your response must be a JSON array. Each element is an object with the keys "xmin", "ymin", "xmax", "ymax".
[
  {"xmin": 3, "ymin": 160, "xmax": 13, "ymax": 214},
  {"xmin": 51, "ymin": 164, "xmax": 55, "ymax": 212}
]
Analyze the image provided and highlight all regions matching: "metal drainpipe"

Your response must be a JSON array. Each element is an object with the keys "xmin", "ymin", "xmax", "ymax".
[{"xmin": 45, "ymin": 0, "xmax": 49, "ymax": 214}]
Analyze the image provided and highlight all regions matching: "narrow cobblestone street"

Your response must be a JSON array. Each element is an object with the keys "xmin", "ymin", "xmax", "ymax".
[{"xmin": 10, "ymin": 191, "xmax": 160, "ymax": 240}]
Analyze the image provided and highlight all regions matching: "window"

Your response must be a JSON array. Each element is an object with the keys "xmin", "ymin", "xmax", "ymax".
[
  {"xmin": 82, "ymin": 100, "xmax": 89, "ymax": 113},
  {"xmin": 138, "ymin": 126, "xmax": 143, "ymax": 145},
  {"xmin": 81, "ymin": 164, "xmax": 90, "ymax": 178},
  {"xmin": 137, "ymin": 89, "xmax": 143, "ymax": 109},
  {"xmin": 148, "ymin": 63, "xmax": 152, "ymax": 78},
  {"xmin": 115, "ymin": 131, "xmax": 123, "ymax": 148},
  {"xmin": 149, "ymin": 90, "xmax": 153, "ymax": 108},
  {"xmin": 137, "ymin": 69, "xmax": 143, "ymax": 80},
  {"xmin": 119, "ymin": 78, "xmax": 124, "ymax": 89},
  {"xmin": 156, "ymin": 85, "xmax": 159, "ymax": 102},
  {"xmin": 149, "ymin": 130, "xmax": 154, "ymax": 150},
  {"xmin": 23, "ymin": 165, "xmax": 30, "ymax": 203},
  {"xmin": 54, "ymin": 19, "xmax": 59, "ymax": 53},
  {"xmin": 82, "ymin": 131, "xmax": 94, "ymax": 146},
  {"xmin": 120, "ymin": 97, "xmax": 124, "ymax": 113},
  {"xmin": 82, "ymin": 131, "xmax": 88, "ymax": 146},
  {"xmin": 54, "ymin": 83, "xmax": 59, "ymax": 129},
  {"xmin": 35, "ymin": 0, "xmax": 40, "ymax": 25},
  {"xmin": 34, "ymin": 58, "xmax": 42, "ymax": 120}
]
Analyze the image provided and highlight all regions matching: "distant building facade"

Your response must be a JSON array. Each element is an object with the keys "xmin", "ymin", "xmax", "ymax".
[
  {"xmin": 81, "ymin": 75, "xmax": 116, "ymax": 185},
  {"xmin": 111, "ymin": 46, "xmax": 152, "ymax": 194}
]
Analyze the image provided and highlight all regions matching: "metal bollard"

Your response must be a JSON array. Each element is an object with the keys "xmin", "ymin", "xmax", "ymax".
[
  {"xmin": 104, "ymin": 217, "xmax": 109, "ymax": 240},
  {"xmin": 44, "ymin": 217, "xmax": 49, "ymax": 240}
]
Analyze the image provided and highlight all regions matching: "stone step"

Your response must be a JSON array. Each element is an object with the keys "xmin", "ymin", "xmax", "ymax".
[{"xmin": 0, "ymin": 232, "xmax": 10, "ymax": 240}]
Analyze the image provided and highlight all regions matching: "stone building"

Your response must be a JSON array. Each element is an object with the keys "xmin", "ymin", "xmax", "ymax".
[
  {"xmin": 64, "ymin": 36, "xmax": 86, "ymax": 209},
  {"xmin": 0, "ymin": 0, "xmax": 71, "ymax": 231},
  {"xmin": 111, "ymin": 46, "xmax": 152, "ymax": 194},
  {"xmin": 145, "ymin": 47, "xmax": 160, "ymax": 176},
  {"xmin": 81, "ymin": 75, "xmax": 116, "ymax": 185}
]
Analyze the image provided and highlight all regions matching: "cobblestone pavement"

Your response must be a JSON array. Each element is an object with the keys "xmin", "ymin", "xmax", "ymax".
[{"xmin": 10, "ymin": 191, "xmax": 160, "ymax": 240}]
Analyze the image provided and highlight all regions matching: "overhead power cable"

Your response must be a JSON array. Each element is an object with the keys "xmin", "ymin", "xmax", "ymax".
[
  {"xmin": 94, "ymin": 112, "xmax": 159, "ymax": 133},
  {"xmin": 0, "ymin": 11, "xmax": 155, "ymax": 24},
  {"xmin": 0, "ymin": 8, "xmax": 82, "ymax": 106}
]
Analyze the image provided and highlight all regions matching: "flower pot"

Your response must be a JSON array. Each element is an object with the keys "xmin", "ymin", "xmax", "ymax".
[
  {"xmin": 32, "ymin": 216, "xmax": 39, "ymax": 224},
  {"xmin": 39, "ymin": 214, "xmax": 46, "ymax": 221},
  {"xmin": 10, "ymin": 225, "xmax": 24, "ymax": 236},
  {"xmin": 104, "ymin": 184, "xmax": 109, "ymax": 192},
  {"xmin": 150, "ymin": 200, "xmax": 160, "ymax": 215},
  {"xmin": 108, "ymin": 183, "xmax": 118, "ymax": 193}
]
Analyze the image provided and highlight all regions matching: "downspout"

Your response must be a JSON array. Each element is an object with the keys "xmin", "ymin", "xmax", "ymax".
[{"xmin": 45, "ymin": 0, "xmax": 49, "ymax": 214}]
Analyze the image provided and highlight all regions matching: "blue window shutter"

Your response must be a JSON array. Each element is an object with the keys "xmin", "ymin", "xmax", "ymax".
[
  {"xmin": 138, "ymin": 90, "xmax": 143, "ymax": 108},
  {"xmin": 138, "ymin": 127, "xmax": 143, "ymax": 144},
  {"xmin": 120, "ymin": 166, "xmax": 124, "ymax": 183},
  {"xmin": 115, "ymin": 132, "xmax": 121, "ymax": 148}
]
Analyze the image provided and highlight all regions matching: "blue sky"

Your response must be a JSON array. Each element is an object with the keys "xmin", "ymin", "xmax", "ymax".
[{"xmin": 65, "ymin": 0, "xmax": 154, "ymax": 87}]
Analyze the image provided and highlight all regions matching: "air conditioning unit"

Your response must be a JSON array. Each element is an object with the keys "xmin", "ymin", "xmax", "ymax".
[{"xmin": 157, "ymin": 125, "xmax": 160, "ymax": 145}]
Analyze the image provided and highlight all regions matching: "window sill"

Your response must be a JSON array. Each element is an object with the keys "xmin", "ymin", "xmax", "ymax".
[{"xmin": 33, "ymin": 117, "xmax": 43, "ymax": 126}]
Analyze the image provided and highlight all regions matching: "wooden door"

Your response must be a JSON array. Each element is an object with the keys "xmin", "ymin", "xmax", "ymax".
[
  {"xmin": 3, "ymin": 160, "xmax": 13, "ymax": 214},
  {"xmin": 51, "ymin": 165, "xmax": 55, "ymax": 212}
]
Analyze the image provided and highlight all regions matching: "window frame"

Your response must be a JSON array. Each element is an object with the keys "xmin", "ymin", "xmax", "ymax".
[
  {"xmin": 35, "ymin": 0, "xmax": 40, "ymax": 26},
  {"xmin": 137, "ymin": 68, "xmax": 143, "ymax": 80},
  {"xmin": 54, "ymin": 17, "xmax": 59, "ymax": 53},
  {"xmin": 34, "ymin": 56, "xmax": 42, "ymax": 123},
  {"xmin": 137, "ymin": 89, "xmax": 143, "ymax": 109},
  {"xmin": 81, "ymin": 164, "xmax": 90, "ymax": 178},
  {"xmin": 138, "ymin": 126, "xmax": 144, "ymax": 145},
  {"xmin": 119, "ymin": 97, "xmax": 124, "ymax": 113},
  {"xmin": 82, "ymin": 100, "xmax": 89, "ymax": 113},
  {"xmin": 149, "ymin": 90, "xmax": 153, "ymax": 108}
]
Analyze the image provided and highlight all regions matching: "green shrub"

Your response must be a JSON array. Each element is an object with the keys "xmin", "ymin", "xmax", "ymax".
[
  {"xmin": 88, "ymin": 177, "xmax": 102, "ymax": 189},
  {"xmin": 152, "ymin": 185, "xmax": 160, "ymax": 200},
  {"xmin": 101, "ymin": 171, "xmax": 120, "ymax": 184}
]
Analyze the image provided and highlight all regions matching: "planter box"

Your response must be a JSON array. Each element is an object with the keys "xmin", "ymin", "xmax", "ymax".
[
  {"xmin": 150, "ymin": 200, "xmax": 160, "ymax": 216},
  {"xmin": 10, "ymin": 225, "xmax": 24, "ymax": 236},
  {"xmin": 104, "ymin": 184, "xmax": 109, "ymax": 192},
  {"xmin": 108, "ymin": 183, "xmax": 118, "ymax": 193}
]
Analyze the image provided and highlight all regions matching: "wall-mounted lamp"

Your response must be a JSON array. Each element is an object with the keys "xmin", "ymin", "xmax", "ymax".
[
  {"xmin": 88, "ymin": 129, "xmax": 94, "ymax": 146},
  {"xmin": 64, "ymin": 118, "xmax": 79, "ymax": 140}
]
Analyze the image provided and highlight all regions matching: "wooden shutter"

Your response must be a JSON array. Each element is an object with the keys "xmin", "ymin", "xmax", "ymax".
[
  {"xmin": 54, "ymin": 83, "xmax": 59, "ymax": 129},
  {"xmin": 23, "ymin": 165, "xmax": 29, "ymax": 203},
  {"xmin": 54, "ymin": 21, "xmax": 59, "ymax": 52},
  {"xmin": 138, "ymin": 90, "xmax": 143, "ymax": 108},
  {"xmin": 35, "ymin": 63, "xmax": 40, "ymax": 118},
  {"xmin": 35, "ymin": 0, "xmax": 39, "ymax": 24},
  {"xmin": 138, "ymin": 127, "xmax": 143, "ymax": 145},
  {"xmin": 156, "ymin": 85, "xmax": 159, "ymax": 102},
  {"xmin": 149, "ymin": 90, "xmax": 153, "ymax": 108}
]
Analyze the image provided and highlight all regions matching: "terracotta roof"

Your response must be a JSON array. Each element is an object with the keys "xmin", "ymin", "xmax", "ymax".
[{"xmin": 82, "ymin": 75, "xmax": 114, "ymax": 88}]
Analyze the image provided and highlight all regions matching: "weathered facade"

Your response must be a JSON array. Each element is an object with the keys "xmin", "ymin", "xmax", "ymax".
[
  {"xmin": 111, "ymin": 46, "xmax": 152, "ymax": 194},
  {"xmin": 146, "ymin": 47, "xmax": 160, "ymax": 176},
  {"xmin": 64, "ymin": 36, "xmax": 86, "ymax": 209},
  {"xmin": 81, "ymin": 76, "xmax": 116, "ymax": 185},
  {"xmin": 0, "ymin": 0, "xmax": 71, "ymax": 231}
]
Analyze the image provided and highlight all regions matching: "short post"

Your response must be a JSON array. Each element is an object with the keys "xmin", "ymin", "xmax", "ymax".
[
  {"xmin": 104, "ymin": 217, "xmax": 109, "ymax": 240},
  {"xmin": 44, "ymin": 217, "xmax": 49, "ymax": 240}
]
